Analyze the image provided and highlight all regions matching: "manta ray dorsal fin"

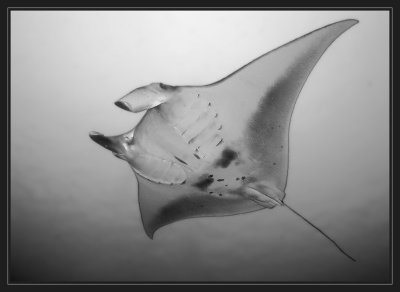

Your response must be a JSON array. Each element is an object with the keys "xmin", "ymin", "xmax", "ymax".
[{"xmin": 242, "ymin": 185, "xmax": 285, "ymax": 207}]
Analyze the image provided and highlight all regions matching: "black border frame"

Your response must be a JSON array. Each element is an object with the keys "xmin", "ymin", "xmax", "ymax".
[{"xmin": 4, "ymin": 5, "xmax": 395, "ymax": 287}]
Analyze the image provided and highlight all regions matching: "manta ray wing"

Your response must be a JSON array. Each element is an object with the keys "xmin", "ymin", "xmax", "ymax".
[
  {"xmin": 198, "ymin": 19, "xmax": 359, "ymax": 191},
  {"xmin": 136, "ymin": 174, "xmax": 264, "ymax": 238}
]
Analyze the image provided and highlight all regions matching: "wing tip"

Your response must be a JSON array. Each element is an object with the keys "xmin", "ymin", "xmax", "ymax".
[
  {"xmin": 336, "ymin": 18, "xmax": 359, "ymax": 24},
  {"xmin": 140, "ymin": 210, "xmax": 157, "ymax": 240},
  {"xmin": 336, "ymin": 18, "xmax": 359, "ymax": 29},
  {"xmin": 349, "ymin": 19, "xmax": 359, "ymax": 24},
  {"xmin": 140, "ymin": 216, "xmax": 157, "ymax": 239},
  {"xmin": 145, "ymin": 230, "xmax": 155, "ymax": 240}
]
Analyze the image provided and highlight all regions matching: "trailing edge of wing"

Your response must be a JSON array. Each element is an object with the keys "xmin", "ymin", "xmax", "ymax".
[{"xmin": 135, "ymin": 174, "xmax": 265, "ymax": 238}]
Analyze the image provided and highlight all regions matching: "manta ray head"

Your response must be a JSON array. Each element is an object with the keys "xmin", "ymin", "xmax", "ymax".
[{"xmin": 89, "ymin": 129, "xmax": 138, "ymax": 161}]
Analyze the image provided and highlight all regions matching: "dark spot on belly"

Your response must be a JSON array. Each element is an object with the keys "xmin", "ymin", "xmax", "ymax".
[
  {"xmin": 217, "ymin": 179, "xmax": 224, "ymax": 182},
  {"xmin": 214, "ymin": 148, "xmax": 238, "ymax": 168},
  {"xmin": 209, "ymin": 191, "xmax": 213, "ymax": 194},
  {"xmin": 181, "ymin": 180, "xmax": 186, "ymax": 185},
  {"xmin": 219, "ymin": 194, "xmax": 222, "ymax": 196},
  {"xmin": 193, "ymin": 175, "xmax": 214, "ymax": 191},
  {"xmin": 209, "ymin": 174, "xmax": 213, "ymax": 178},
  {"xmin": 273, "ymin": 162, "xmax": 276, "ymax": 165},
  {"xmin": 174, "ymin": 156, "xmax": 188, "ymax": 165},
  {"xmin": 194, "ymin": 153, "xmax": 201, "ymax": 159},
  {"xmin": 241, "ymin": 176, "xmax": 246, "ymax": 180},
  {"xmin": 236, "ymin": 177, "xmax": 240, "ymax": 181},
  {"xmin": 281, "ymin": 145, "xmax": 284, "ymax": 149},
  {"xmin": 225, "ymin": 184, "xmax": 228, "ymax": 187},
  {"xmin": 208, "ymin": 102, "xmax": 211, "ymax": 106}
]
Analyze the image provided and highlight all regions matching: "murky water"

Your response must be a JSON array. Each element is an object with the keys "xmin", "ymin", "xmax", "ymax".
[{"xmin": 10, "ymin": 11, "xmax": 390, "ymax": 283}]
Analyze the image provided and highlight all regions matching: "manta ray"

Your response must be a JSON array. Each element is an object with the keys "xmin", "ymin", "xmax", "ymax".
[{"xmin": 90, "ymin": 19, "xmax": 358, "ymax": 261}]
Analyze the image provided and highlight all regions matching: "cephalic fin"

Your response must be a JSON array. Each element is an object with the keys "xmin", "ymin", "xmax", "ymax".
[{"xmin": 115, "ymin": 83, "xmax": 175, "ymax": 113}]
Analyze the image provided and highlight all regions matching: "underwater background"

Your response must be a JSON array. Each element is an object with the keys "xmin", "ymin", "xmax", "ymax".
[{"xmin": 10, "ymin": 11, "xmax": 390, "ymax": 283}]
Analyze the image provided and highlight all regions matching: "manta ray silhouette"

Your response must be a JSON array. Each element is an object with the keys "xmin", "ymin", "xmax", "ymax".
[{"xmin": 90, "ymin": 19, "xmax": 358, "ymax": 261}]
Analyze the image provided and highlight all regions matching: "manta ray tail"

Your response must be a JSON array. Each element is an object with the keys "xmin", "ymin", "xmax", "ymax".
[
  {"xmin": 245, "ymin": 189, "xmax": 355, "ymax": 261},
  {"xmin": 244, "ymin": 187, "xmax": 356, "ymax": 261},
  {"xmin": 282, "ymin": 202, "xmax": 356, "ymax": 262}
]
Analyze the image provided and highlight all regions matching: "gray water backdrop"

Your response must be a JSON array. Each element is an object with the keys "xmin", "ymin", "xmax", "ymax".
[{"xmin": 10, "ymin": 11, "xmax": 390, "ymax": 282}]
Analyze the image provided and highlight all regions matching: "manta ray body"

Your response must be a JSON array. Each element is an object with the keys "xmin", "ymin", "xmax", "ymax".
[{"xmin": 90, "ymin": 19, "xmax": 358, "ymax": 261}]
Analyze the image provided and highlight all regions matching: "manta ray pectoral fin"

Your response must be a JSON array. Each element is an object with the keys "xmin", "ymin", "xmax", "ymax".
[
  {"xmin": 207, "ymin": 19, "xmax": 358, "ymax": 191},
  {"xmin": 216, "ymin": 19, "xmax": 359, "ymax": 89},
  {"xmin": 135, "ymin": 174, "xmax": 265, "ymax": 239}
]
